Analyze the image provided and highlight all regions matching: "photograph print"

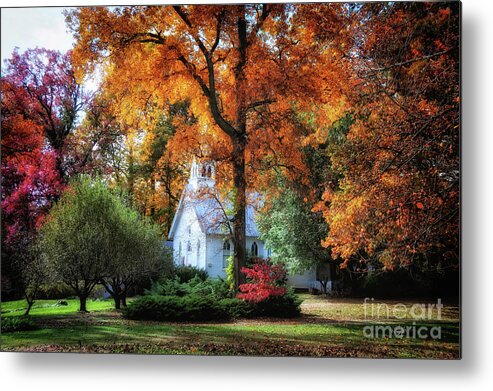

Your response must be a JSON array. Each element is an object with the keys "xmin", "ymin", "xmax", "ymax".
[{"xmin": 1, "ymin": 1, "xmax": 460, "ymax": 358}]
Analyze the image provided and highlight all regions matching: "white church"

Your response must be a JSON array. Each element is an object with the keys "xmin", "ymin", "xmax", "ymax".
[{"xmin": 167, "ymin": 160, "xmax": 318, "ymax": 290}]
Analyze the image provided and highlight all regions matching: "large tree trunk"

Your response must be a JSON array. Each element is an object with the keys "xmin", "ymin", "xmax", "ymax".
[
  {"xmin": 101, "ymin": 278, "xmax": 125, "ymax": 310},
  {"xmin": 231, "ymin": 8, "xmax": 249, "ymax": 292},
  {"xmin": 232, "ymin": 136, "xmax": 247, "ymax": 291},
  {"xmin": 79, "ymin": 294, "xmax": 88, "ymax": 312},
  {"xmin": 113, "ymin": 294, "xmax": 121, "ymax": 310}
]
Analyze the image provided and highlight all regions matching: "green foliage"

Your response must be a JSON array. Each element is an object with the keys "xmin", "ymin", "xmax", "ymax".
[
  {"xmin": 148, "ymin": 276, "xmax": 232, "ymax": 300},
  {"xmin": 258, "ymin": 185, "xmax": 330, "ymax": 273},
  {"xmin": 217, "ymin": 298, "xmax": 254, "ymax": 319},
  {"xmin": 122, "ymin": 295, "xmax": 229, "ymax": 321},
  {"xmin": 1, "ymin": 316, "xmax": 38, "ymax": 333},
  {"xmin": 131, "ymin": 277, "xmax": 299, "ymax": 321},
  {"xmin": 251, "ymin": 288, "xmax": 302, "ymax": 318},
  {"xmin": 123, "ymin": 293, "xmax": 258, "ymax": 321},
  {"xmin": 147, "ymin": 277, "xmax": 192, "ymax": 297},
  {"xmin": 174, "ymin": 265, "xmax": 208, "ymax": 283},
  {"xmin": 225, "ymin": 256, "xmax": 235, "ymax": 290},
  {"xmin": 36, "ymin": 283, "xmax": 75, "ymax": 300},
  {"xmin": 189, "ymin": 278, "xmax": 233, "ymax": 300},
  {"xmin": 38, "ymin": 175, "xmax": 172, "ymax": 310},
  {"xmin": 38, "ymin": 176, "xmax": 121, "ymax": 291}
]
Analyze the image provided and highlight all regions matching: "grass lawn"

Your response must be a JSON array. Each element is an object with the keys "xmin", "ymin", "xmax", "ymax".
[
  {"xmin": 1, "ymin": 298, "xmax": 114, "ymax": 317},
  {"xmin": 0, "ymin": 294, "xmax": 460, "ymax": 358}
]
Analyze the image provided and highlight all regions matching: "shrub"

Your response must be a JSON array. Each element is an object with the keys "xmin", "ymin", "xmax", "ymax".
[
  {"xmin": 237, "ymin": 258, "xmax": 288, "ymax": 303},
  {"xmin": 123, "ymin": 292, "xmax": 300, "ymax": 321},
  {"xmin": 147, "ymin": 276, "xmax": 198, "ymax": 297},
  {"xmin": 180, "ymin": 295, "xmax": 228, "ymax": 321},
  {"xmin": 218, "ymin": 298, "xmax": 254, "ymax": 319},
  {"xmin": 1, "ymin": 316, "xmax": 38, "ymax": 333},
  {"xmin": 252, "ymin": 288, "xmax": 301, "ymax": 318},
  {"xmin": 189, "ymin": 277, "xmax": 232, "ymax": 299},
  {"xmin": 148, "ymin": 276, "xmax": 232, "ymax": 299},
  {"xmin": 174, "ymin": 266, "xmax": 208, "ymax": 283},
  {"xmin": 125, "ymin": 268, "xmax": 301, "ymax": 321},
  {"xmin": 123, "ymin": 295, "xmax": 180, "ymax": 320},
  {"xmin": 236, "ymin": 259, "xmax": 301, "ymax": 318},
  {"xmin": 123, "ymin": 294, "xmax": 229, "ymax": 321}
]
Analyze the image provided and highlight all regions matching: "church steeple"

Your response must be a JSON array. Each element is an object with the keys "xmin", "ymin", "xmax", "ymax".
[{"xmin": 188, "ymin": 158, "xmax": 215, "ymax": 190}]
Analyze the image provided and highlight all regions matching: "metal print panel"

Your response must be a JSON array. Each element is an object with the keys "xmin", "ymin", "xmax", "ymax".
[{"xmin": 0, "ymin": 1, "xmax": 461, "ymax": 358}]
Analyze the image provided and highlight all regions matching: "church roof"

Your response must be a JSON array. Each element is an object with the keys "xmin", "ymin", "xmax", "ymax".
[{"xmin": 167, "ymin": 183, "xmax": 262, "ymax": 240}]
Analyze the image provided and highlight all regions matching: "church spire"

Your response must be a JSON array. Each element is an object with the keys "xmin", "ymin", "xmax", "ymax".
[{"xmin": 189, "ymin": 158, "xmax": 215, "ymax": 190}]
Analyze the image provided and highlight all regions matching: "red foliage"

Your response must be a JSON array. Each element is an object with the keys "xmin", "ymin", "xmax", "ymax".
[
  {"xmin": 1, "ymin": 51, "xmax": 70, "ymax": 244},
  {"xmin": 2, "ymin": 48, "xmax": 88, "ymax": 178},
  {"xmin": 2, "ymin": 151, "xmax": 62, "ymax": 243},
  {"xmin": 237, "ymin": 259, "xmax": 287, "ymax": 303}
]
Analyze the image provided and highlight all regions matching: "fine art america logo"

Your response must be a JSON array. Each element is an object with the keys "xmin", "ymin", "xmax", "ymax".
[{"xmin": 362, "ymin": 298, "xmax": 443, "ymax": 340}]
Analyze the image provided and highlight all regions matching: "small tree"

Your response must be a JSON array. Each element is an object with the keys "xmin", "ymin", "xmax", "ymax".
[
  {"xmin": 100, "ymin": 204, "xmax": 173, "ymax": 309},
  {"xmin": 257, "ymin": 185, "xmax": 331, "ymax": 274},
  {"xmin": 39, "ymin": 176, "xmax": 122, "ymax": 311},
  {"xmin": 237, "ymin": 259, "xmax": 287, "ymax": 303},
  {"xmin": 8, "ymin": 232, "xmax": 47, "ymax": 315}
]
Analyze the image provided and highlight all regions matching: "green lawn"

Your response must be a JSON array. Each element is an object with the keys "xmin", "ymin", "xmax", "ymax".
[
  {"xmin": 1, "ymin": 299, "xmax": 114, "ymax": 317},
  {"xmin": 0, "ymin": 295, "xmax": 460, "ymax": 358}
]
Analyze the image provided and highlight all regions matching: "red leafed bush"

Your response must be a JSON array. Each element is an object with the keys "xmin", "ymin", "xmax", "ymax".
[{"xmin": 237, "ymin": 258, "xmax": 288, "ymax": 303}]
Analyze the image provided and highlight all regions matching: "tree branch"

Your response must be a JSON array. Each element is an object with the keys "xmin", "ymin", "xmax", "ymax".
[
  {"xmin": 173, "ymin": 6, "xmax": 209, "ymax": 57},
  {"xmin": 248, "ymin": 4, "xmax": 271, "ymax": 46},
  {"xmin": 246, "ymin": 99, "xmax": 276, "ymax": 112},
  {"xmin": 211, "ymin": 9, "xmax": 226, "ymax": 54},
  {"xmin": 172, "ymin": 6, "xmax": 237, "ymax": 138},
  {"xmin": 176, "ymin": 51, "xmax": 237, "ymax": 137},
  {"xmin": 367, "ymin": 48, "xmax": 455, "ymax": 74},
  {"xmin": 236, "ymin": 6, "xmax": 248, "ymax": 77}
]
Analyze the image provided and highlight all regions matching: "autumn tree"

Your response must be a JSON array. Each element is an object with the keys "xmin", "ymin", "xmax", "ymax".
[
  {"xmin": 67, "ymin": 4, "xmax": 351, "ymax": 289},
  {"xmin": 63, "ymin": 93, "xmax": 125, "ymax": 178},
  {"xmin": 2, "ymin": 48, "xmax": 88, "ymax": 179},
  {"xmin": 1, "ymin": 48, "xmax": 93, "ymax": 301},
  {"xmin": 126, "ymin": 101, "xmax": 191, "ymax": 236},
  {"xmin": 257, "ymin": 131, "xmax": 341, "ymax": 270},
  {"xmin": 314, "ymin": 2, "xmax": 460, "ymax": 274},
  {"xmin": 1, "ymin": 76, "xmax": 62, "ymax": 301}
]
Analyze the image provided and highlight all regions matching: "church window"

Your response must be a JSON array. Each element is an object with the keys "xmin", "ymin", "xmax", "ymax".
[
  {"xmin": 251, "ymin": 241, "xmax": 258, "ymax": 257},
  {"xmin": 187, "ymin": 241, "xmax": 192, "ymax": 252},
  {"xmin": 223, "ymin": 240, "xmax": 231, "ymax": 268}
]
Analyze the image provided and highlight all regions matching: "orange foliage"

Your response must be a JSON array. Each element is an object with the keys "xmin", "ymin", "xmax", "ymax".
[
  {"xmin": 65, "ymin": 3, "xmax": 459, "ymax": 275},
  {"xmin": 315, "ymin": 2, "xmax": 460, "ymax": 270}
]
